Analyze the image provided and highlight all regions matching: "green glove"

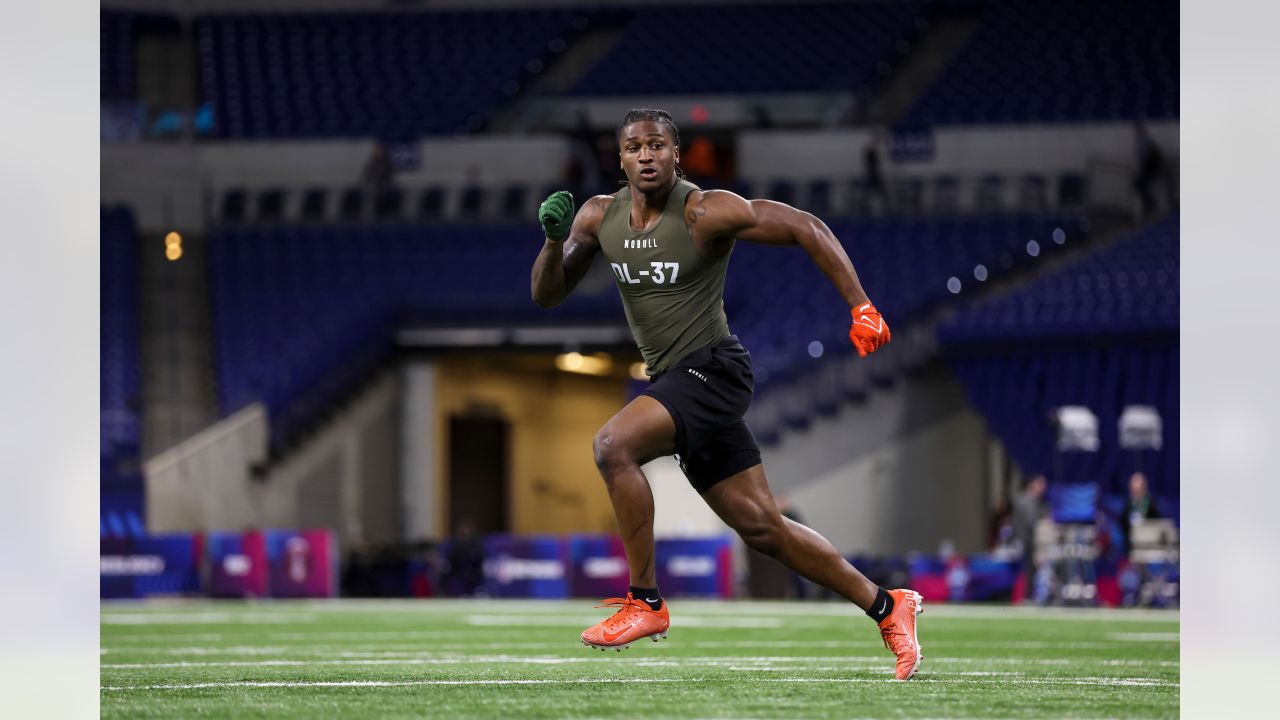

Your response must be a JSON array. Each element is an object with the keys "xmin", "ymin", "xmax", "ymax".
[{"xmin": 538, "ymin": 190, "xmax": 574, "ymax": 242}]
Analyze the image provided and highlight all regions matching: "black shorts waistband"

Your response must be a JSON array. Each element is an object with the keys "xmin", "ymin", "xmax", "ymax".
[{"xmin": 649, "ymin": 335, "xmax": 742, "ymax": 383}]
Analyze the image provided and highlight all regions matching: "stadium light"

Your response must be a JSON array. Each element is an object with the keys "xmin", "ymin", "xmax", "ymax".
[
  {"xmin": 556, "ymin": 352, "xmax": 613, "ymax": 376},
  {"xmin": 629, "ymin": 362, "xmax": 649, "ymax": 381}
]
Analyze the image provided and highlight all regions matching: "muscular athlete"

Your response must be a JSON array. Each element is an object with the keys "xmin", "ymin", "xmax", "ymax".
[{"xmin": 531, "ymin": 109, "xmax": 923, "ymax": 680}]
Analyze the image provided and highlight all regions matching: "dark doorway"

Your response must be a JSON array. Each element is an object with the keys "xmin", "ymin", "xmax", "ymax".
[{"xmin": 448, "ymin": 414, "xmax": 510, "ymax": 535}]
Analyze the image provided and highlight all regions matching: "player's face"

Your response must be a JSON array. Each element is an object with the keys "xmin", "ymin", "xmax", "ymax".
[{"xmin": 619, "ymin": 121, "xmax": 680, "ymax": 191}]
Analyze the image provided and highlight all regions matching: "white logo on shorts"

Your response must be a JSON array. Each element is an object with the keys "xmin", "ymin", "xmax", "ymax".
[{"xmin": 687, "ymin": 369, "xmax": 708, "ymax": 382}]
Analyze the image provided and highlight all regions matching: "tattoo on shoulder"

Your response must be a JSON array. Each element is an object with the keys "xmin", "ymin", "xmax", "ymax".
[{"xmin": 685, "ymin": 198, "xmax": 708, "ymax": 226}]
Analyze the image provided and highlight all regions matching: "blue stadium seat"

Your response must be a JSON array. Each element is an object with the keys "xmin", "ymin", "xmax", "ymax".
[
  {"xmin": 939, "ymin": 214, "xmax": 1179, "ymax": 500},
  {"xmin": 903, "ymin": 0, "xmax": 1177, "ymax": 126}
]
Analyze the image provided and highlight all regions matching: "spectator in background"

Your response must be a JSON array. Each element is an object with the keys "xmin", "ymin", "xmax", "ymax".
[
  {"xmin": 1124, "ymin": 471, "xmax": 1162, "ymax": 556},
  {"xmin": 1133, "ymin": 122, "xmax": 1174, "ymax": 218},
  {"xmin": 361, "ymin": 142, "xmax": 394, "ymax": 220},
  {"xmin": 862, "ymin": 128, "xmax": 890, "ymax": 215},
  {"xmin": 1012, "ymin": 474, "xmax": 1048, "ymax": 598},
  {"xmin": 566, "ymin": 111, "xmax": 603, "ymax": 199},
  {"xmin": 443, "ymin": 519, "xmax": 485, "ymax": 597},
  {"xmin": 987, "ymin": 497, "xmax": 1013, "ymax": 551}
]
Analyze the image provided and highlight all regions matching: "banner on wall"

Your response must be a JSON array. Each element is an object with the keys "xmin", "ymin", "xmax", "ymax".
[
  {"xmin": 482, "ymin": 534, "xmax": 570, "ymax": 598},
  {"xmin": 567, "ymin": 534, "xmax": 629, "ymax": 598},
  {"xmin": 266, "ymin": 529, "xmax": 338, "ymax": 598},
  {"xmin": 100, "ymin": 534, "xmax": 203, "ymax": 599},
  {"xmin": 207, "ymin": 530, "xmax": 268, "ymax": 598},
  {"xmin": 655, "ymin": 537, "xmax": 734, "ymax": 598}
]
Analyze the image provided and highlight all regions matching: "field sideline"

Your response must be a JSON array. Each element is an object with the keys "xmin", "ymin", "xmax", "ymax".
[{"xmin": 101, "ymin": 599, "xmax": 1179, "ymax": 718}]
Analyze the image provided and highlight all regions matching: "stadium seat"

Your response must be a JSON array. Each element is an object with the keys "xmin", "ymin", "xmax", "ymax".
[
  {"xmin": 903, "ymin": 0, "xmax": 1177, "ymax": 126},
  {"xmin": 767, "ymin": 180, "xmax": 796, "ymax": 207},
  {"xmin": 300, "ymin": 188, "xmax": 328, "ymax": 222},
  {"xmin": 459, "ymin": 186, "xmax": 486, "ymax": 219},
  {"xmin": 1018, "ymin": 175, "xmax": 1048, "ymax": 212},
  {"xmin": 1058, "ymin": 172, "xmax": 1086, "ymax": 209},
  {"xmin": 805, "ymin": 179, "xmax": 832, "ymax": 216},
  {"xmin": 975, "ymin": 175, "xmax": 1005, "ymax": 213},
  {"xmin": 338, "ymin": 187, "xmax": 364, "ymax": 222},
  {"xmin": 939, "ymin": 214, "xmax": 1180, "ymax": 499},
  {"xmin": 221, "ymin": 188, "xmax": 247, "ymax": 224},
  {"xmin": 931, "ymin": 175, "xmax": 959, "ymax": 215},
  {"xmin": 500, "ymin": 185, "xmax": 528, "ymax": 219},
  {"xmin": 257, "ymin": 188, "xmax": 286, "ymax": 223},
  {"xmin": 375, "ymin": 189, "xmax": 405, "ymax": 222},
  {"xmin": 418, "ymin": 187, "xmax": 446, "ymax": 220}
]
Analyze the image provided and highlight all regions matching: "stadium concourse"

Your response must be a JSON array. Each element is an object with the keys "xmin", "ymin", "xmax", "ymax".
[{"xmin": 101, "ymin": 0, "xmax": 1179, "ymax": 715}]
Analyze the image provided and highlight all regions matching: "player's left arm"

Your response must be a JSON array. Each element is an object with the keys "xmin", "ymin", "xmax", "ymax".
[{"xmin": 687, "ymin": 190, "xmax": 890, "ymax": 357}]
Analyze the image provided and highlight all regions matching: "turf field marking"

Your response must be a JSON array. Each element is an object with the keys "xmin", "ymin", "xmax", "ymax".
[
  {"xmin": 100, "ymin": 637, "xmax": 1175, "ymax": 656},
  {"xmin": 464, "ymin": 615, "xmax": 785, "ymax": 628},
  {"xmin": 101, "ymin": 678, "xmax": 700, "ymax": 691},
  {"xmin": 1107, "ymin": 632, "xmax": 1179, "ymax": 641},
  {"xmin": 102, "ymin": 655, "xmax": 1180, "ymax": 670},
  {"xmin": 100, "ymin": 675, "xmax": 1178, "ymax": 692},
  {"xmin": 101, "ymin": 612, "xmax": 317, "ymax": 625}
]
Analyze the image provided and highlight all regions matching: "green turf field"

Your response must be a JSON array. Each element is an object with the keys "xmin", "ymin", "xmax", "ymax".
[{"xmin": 101, "ymin": 599, "xmax": 1178, "ymax": 718}]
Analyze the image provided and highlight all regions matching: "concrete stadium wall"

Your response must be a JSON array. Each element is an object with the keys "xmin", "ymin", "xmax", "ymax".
[
  {"xmin": 783, "ymin": 410, "xmax": 990, "ymax": 556},
  {"xmin": 102, "ymin": 122, "xmax": 1178, "ymax": 231},
  {"xmin": 144, "ymin": 403, "xmax": 268, "ymax": 534},
  {"xmin": 101, "ymin": 136, "xmax": 570, "ymax": 231},
  {"xmin": 261, "ymin": 372, "xmax": 403, "ymax": 547},
  {"xmin": 737, "ymin": 121, "xmax": 1180, "ymax": 181},
  {"xmin": 144, "ymin": 373, "xmax": 404, "ymax": 549},
  {"xmin": 758, "ymin": 364, "xmax": 992, "ymax": 556}
]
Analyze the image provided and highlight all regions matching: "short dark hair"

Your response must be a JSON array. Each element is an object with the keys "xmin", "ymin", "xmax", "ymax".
[{"xmin": 616, "ymin": 108, "xmax": 681, "ymax": 148}]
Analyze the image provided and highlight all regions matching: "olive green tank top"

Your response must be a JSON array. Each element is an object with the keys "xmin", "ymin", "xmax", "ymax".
[{"xmin": 598, "ymin": 179, "xmax": 732, "ymax": 375}]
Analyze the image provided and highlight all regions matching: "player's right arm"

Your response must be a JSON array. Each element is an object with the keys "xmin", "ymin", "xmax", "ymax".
[{"xmin": 530, "ymin": 192, "xmax": 609, "ymax": 308}]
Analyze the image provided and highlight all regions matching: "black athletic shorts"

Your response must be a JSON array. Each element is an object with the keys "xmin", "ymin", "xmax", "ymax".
[{"xmin": 641, "ymin": 335, "xmax": 762, "ymax": 493}]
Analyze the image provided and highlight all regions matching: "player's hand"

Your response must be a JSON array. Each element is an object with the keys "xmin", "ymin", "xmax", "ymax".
[
  {"xmin": 538, "ymin": 190, "xmax": 574, "ymax": 242},
  {"xmin": 849, "ymin": 302, "xmax": 890, "ymax": 358}
]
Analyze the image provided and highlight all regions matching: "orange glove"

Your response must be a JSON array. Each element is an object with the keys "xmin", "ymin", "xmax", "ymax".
[{"xmin": 849, "ymin": 302, "xmax": 891, "ymax": 358}]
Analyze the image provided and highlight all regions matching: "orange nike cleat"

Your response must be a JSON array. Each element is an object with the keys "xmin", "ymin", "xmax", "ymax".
[
  {"xmin": 580, "ymin": 593, "xmax": 670, "ymax": 651},
  {"xmin": 878, "ymin": 589, "xmax": 924, "ymax": 680}
]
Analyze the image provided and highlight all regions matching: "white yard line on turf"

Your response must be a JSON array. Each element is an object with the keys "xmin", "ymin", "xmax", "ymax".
[
  {"xmin": 100, "ymin": 601, "xmax": 1179, "ymax": 624},
  {"xmin": 100, "ymin": 638, "xmax": 1174, "ymax": 655},
  {"xmin": 101, "ymin": 655, "xmax": 1180, "ymax": 670},
  {"xmin": 464, "ymin": 615, "xmax": 785, "ymax": 628},
  {"xmin": 102, "ymin": 612, "xmax": 318, "ymax": 625},
  {"xmin": 100, "ymin": 676, "xmax": 1178, "ymax": 692},
  {"xmin": 1107, "ymin": 632, "xmax": 1180, "ymax": 641}
]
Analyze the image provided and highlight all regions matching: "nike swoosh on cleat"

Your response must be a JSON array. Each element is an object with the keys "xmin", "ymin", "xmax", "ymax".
[
  {"xmin": 601, "ymin": 619, "xmax": 644, "ymax": 643},
  {"xmin": 878, "ymin": 598, "xmax": 887, "ymax": 615}
]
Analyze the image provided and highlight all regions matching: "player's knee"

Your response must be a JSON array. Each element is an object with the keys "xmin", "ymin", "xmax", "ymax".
[
  {"xmin": 735, "ymin": 511, "xmax": 785, "ymax": 557},
  {"xmin": 592, "ymin": 429, "xmax": 634, "ymax": 475}
]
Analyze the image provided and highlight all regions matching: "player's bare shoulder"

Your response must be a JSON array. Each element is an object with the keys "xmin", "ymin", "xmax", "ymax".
[
  {"xmin": 574, "ymin": 194, "xmax": 616, "ymax": 236},
  {"xmin": 683, "ymin": 188, "xmax": 756, "ymax": 249}
]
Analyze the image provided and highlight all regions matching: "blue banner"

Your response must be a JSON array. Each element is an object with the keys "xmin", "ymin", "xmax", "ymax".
[
  {"xmin": 656, "ymin": 537, "xmax": 734, "ymax": 598},
  {"xmin": 482, "ymin": 534, "xmax": 570, "ymax": 598},
  {"xmin": 100, "ymin": 534, "xmax": 202, "ymax": 599}
]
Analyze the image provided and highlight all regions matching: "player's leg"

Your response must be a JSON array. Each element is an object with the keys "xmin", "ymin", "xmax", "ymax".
[
  {"xmin": 702, "ymin": 463, "xmax": 925, "ymax": 680},
  {"xmin": 580, "ymin": 395, "xmax": 675, "ymax": 651},
  {"xmin": 591, "ymin": 394, "xmax": 675, "ymax": 588},
  {"xmin": 701, "ymin": 464, "xmax": 879, "ymax": 608}
]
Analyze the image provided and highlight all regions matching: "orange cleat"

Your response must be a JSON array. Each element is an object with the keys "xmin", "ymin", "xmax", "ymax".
[
  {"xmin": 581, "ymin": 593, "xmax": 670, "ymax": 651},
  {"xmin": 878, "ymin": 589, "xmax": 924, "ymax": 680}
]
